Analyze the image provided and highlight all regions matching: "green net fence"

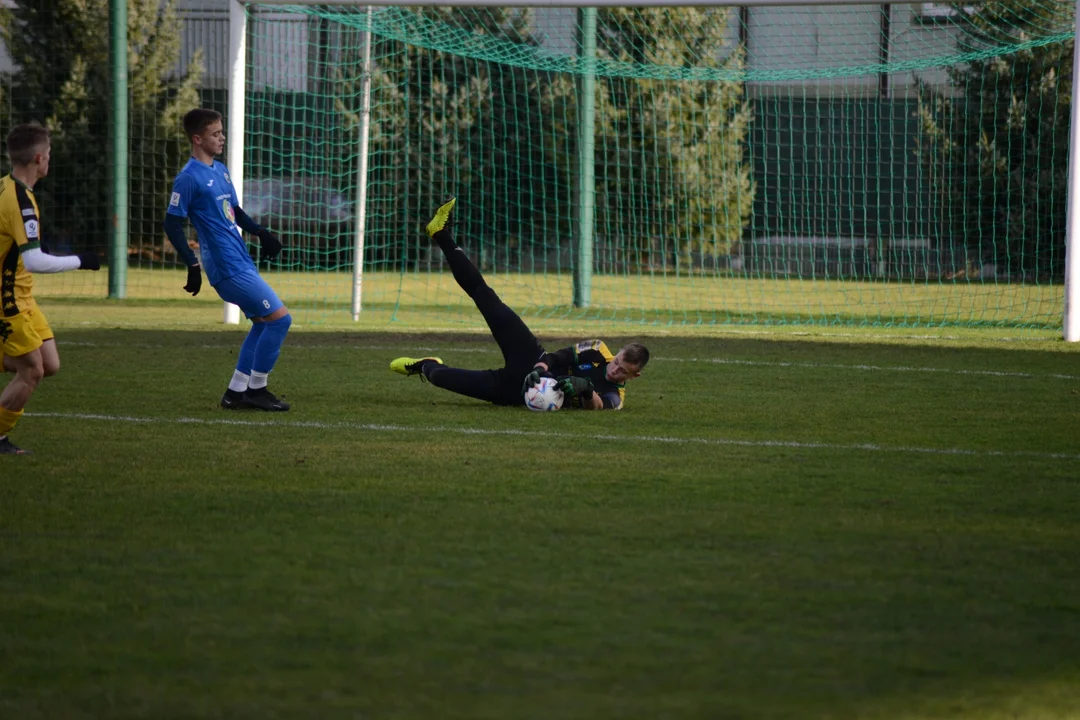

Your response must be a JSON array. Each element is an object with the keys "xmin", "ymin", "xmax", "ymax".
[{"xmin": 2, "ymin": 1, "xmax": 1076, "ymax": 329}]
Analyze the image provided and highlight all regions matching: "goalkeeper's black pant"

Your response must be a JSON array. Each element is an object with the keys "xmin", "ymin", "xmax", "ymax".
[{"xmin": 422, "ymin": 229, "xmax": 545, "ymax": 406}]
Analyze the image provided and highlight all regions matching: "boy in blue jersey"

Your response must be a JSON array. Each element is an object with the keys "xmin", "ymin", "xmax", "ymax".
[{"xmin": 163, "ymin": 108, "xmax": 292, "ymax": 411}]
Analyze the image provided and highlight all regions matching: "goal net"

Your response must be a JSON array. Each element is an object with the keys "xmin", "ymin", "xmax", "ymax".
[{"xmin": 29, "ymin": 1, "xmax": 1079, "ymax": 330}]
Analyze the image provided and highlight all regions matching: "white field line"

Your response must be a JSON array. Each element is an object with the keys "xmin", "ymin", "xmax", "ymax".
[
  {"xmin": 661, "ymin": 357, "xmax": 1080, "ymax": 381},
  {"xmin": 61, "ymin": 341, "xmax": 1080, "ymax": 381},
  {"xmin": 61, "ymin": 321, "xmax": 1062, "ymax": 343},
  {"xmin": 28, "ymin": 412, "xmax": 1080, "ymax": 461},
  {"xmin": 63, "ymin": 341, "xmax": 493, "ymax": 354}
]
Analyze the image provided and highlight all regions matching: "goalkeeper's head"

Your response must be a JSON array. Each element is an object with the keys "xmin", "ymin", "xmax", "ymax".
[{"xmin": 607, "ymin": 343, "xmax": 649, "ymax": 383}]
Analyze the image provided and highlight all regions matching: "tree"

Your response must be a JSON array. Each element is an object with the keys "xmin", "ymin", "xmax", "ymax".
[
  {"xmin": 334, "ymin": 7, "xmax": 574, "ymax": 268},
  {"xmin": 916, "ymin": 0, "xmax": 1073, "ymax": 279},
  {"xmin": 594, "ymin": 7, "xmax": 754, "ymax": 272},
  {"xmin": 330, "ymin": 7, "xmax": 751, "ymax": 273},
  {"xmin": 0, "ymin": 0, "xmax": 202, "ymax": 262}
]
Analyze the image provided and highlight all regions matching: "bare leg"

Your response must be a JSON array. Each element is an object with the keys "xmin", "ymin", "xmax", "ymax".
[
  {"xmin": 0, "ymin": 348, "xmax": 45, "ymax": 412},
  {"xmin": 39, "ymin": 338, "xmax": 60, "ymax": 377}
]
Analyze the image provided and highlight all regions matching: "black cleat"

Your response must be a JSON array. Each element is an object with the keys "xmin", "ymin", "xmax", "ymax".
[
  {"xmin": 0, "ymin": 437, "xmax": 31, "ymax": 455},
  {"xmin": 243, "ymin": 387, "xmax": 291, "ymax": 412},
  {"xmin": 220, "ymin": 389, "xmax": 250, "ymax": 410}
]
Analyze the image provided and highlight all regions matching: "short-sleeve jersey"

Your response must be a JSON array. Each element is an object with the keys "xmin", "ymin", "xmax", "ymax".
[
  {"xmin": 0, "ymin": 175, "xmax": 42, "ymax": 317},
  {"xmin": 549, "ymin": 339, "xmax": 626, "ymax": 410},
  {"xmin": 167, "ymin": 158, "xmax": 253, "ymax": 285}
]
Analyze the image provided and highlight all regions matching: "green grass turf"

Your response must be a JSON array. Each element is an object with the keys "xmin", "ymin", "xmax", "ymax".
[
  {"xmin": 32, "ymin": 266, "xmax": 1065, "ymax": 329},
  {"xmin": 2, "ymin": 302, "xmax": 1079, "ymax": 719}
]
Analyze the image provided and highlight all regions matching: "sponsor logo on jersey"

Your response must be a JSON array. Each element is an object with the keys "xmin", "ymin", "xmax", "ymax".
[
  {"xmin": 578, "ymin": 363, "xmax": 593, "ymax": 371},
  {"xmin": 21, "ymin": 208, "xmax": 35, "ymax": 217},
  {"xmin": 24, "ymin": 219, "xmax": 38, "ymax": 239},
  {"xmin": 170, "ymin": 192, "xmax": 180, "ymax": 207},
  {"xmin": 221, "ymin": 199, "xmax": 236, "ymax": 224}
]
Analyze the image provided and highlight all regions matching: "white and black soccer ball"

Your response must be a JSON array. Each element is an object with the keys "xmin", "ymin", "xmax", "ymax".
[{"xmin": 523, "ymin": 376, "xmax": 564, "ymax": 412}]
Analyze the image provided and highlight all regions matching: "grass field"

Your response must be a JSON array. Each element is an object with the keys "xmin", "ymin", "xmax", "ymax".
[
  {"xmin": 2, "ymin": 295, "xmax": 1080, "ymax": 719},
  {"xmin": 33, "ymin": 266, "xmax": 1065, "ymax": 329}
]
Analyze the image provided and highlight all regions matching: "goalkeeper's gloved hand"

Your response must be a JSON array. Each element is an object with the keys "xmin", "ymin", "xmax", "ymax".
[
  {"xmin": 257, "ymin": 228, "xmax": 282, "ymax": 261},
  {"xmin": 521, "ymin": 368, "xmax": 552, "ymax": 398},
  {"xmin": 556, "ymin": 375, "xmax": 595, "ymax": 399},
  {"xmin": 184, "ymin": 264, "xmax": 202, "ymax": 296},
  {"xmin": 76, "ymin": 252, "xmax": 101, "ymax": 271}
]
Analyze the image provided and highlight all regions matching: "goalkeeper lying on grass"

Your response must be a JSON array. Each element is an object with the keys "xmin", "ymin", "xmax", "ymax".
[{"xmin": 390, "ymin": 199, "xmax": 649, "ymax": 410}]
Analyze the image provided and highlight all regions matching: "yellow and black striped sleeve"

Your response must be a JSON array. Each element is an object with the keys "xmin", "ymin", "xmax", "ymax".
[
  {"xmin": 572, "ymin": 340, "xmax": 614, "ymax": 364},
  {"xmin": 0, "ymin": 177, "xmax": 42, "ymax": 317},
  {"xmin": 4, "ymin": 180, "xmax": 42, "ymax": 253}
]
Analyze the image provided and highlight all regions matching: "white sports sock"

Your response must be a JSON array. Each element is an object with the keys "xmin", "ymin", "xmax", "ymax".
[
  {"xmin": 249, "ymin": 371, "xmax": 269, "ymax": 390},
  {"xmin": 228, "ymin": 371, "xmax": 250, "ymax": 393}
]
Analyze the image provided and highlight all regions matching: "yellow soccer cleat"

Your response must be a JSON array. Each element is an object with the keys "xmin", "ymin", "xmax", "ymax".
[
  {"xmin": 425, "ymin": 198, "xmax": 457, "ymax": 238},
  {"xmin": 390, "ymin": 356, "xmax": 443, "ymax": 377}
]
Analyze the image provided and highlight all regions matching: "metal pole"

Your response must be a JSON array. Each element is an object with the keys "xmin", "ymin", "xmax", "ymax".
[
  {"xmin": 1064, "ymin": 5, "xmax": 1080, "ymax": 341},
  {"xmin": 352, "ymin": 8, "xmax": 373, "ymax": 321},
  {"xmin": 225, "ymin": 0, "xmax": 247, "ymax": 325},
  {"xmin": 573, "ymin": 7, "xmax": 596, "ymax": 309},
  {"xmin": 108, "ymin": 0, "xmax": 128, "ymax": 299}
]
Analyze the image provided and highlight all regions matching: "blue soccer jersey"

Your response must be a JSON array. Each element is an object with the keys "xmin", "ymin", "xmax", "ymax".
[{"xmin": 167, "ymin": 158, "xmax": 254, "ymax": 286}]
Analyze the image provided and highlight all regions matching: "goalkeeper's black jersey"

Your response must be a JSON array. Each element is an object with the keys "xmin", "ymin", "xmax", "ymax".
[{"xmin": 541, "ymin": 339, "xmax": 625, "ymax": 410}]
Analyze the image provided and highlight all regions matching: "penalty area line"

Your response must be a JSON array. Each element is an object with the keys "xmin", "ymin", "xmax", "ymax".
[{"xmin": 28, "ymin": 411, "xmax": 1080, "ymax": 461}]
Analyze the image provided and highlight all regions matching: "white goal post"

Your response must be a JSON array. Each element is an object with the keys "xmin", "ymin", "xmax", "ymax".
[{"xmin": 226, "ymin": 0, "xmax": 1080, "ymax": 341}]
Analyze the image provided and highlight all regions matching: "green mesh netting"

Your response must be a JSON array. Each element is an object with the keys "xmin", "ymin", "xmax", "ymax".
[{"xmin": 17, "ymin": 2, "xmax": 1079, "ymax": 329}]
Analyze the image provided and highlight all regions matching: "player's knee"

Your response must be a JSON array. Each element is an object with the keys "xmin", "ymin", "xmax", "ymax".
[
  {"xmin": 19, "ymin": 362, "xmax": 45, "ymax": 387},
  {"xmin": 259, "ymin": 306, "xmax": 291, "ymax": 325},
  {"xmin": 42, "ymin": 358, "xmax": 59, "ymax": 377},
  {"xmin": 263, "ymin": 311, "xmax": 291, "ymax": 333}
]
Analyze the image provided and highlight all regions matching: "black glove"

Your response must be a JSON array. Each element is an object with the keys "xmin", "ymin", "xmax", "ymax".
[
  {"xmin": 521, "ymin": 368, "xmax": 552, "ymax": 397},
  {"xmin": 556, "ymin": 375, "xmax": 594, "ymax": 399},
  {"xmin": 257, "ymin": 228, "xmax": 282, "ymax": 261},
  {"xmin": 76, "ymin": 252, "xmax": 100, "ymax": 271},
  {"xmin": 184, "ymin": 264, "xmax": 202, "ymax": 296}
]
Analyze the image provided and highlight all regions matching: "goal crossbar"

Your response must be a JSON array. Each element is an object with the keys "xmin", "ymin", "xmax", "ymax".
[{"xmin": 245, "ymin": 0, "xmax": 914, "ymax": 5}]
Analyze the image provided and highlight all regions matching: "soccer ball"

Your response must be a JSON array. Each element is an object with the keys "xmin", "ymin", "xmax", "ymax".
[{"xmin": 523, "ymin": 376, "xmax": 564, "ymax": 412}]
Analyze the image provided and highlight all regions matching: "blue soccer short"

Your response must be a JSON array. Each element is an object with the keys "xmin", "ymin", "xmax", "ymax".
[{"xmin": 214, "ymin": 270, "xmax": 284, "ymax": 319}]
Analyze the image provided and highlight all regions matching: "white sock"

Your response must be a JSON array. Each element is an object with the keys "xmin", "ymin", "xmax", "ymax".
[
  {"xmin": 249, "ymin": 371, "xmax": 269, "ymax": 390},
  {"xmin": 228, "ymin": 371, "xmax": 250, "ymax": 393}
]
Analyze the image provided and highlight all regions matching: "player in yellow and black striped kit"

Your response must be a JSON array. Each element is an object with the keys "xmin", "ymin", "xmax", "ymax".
[
  {"xmin": 0, "ymin": 123, "xmax": 100, "ymax": 455},
  {"xmin": 390, "ymin": 199, "xmax": 649, "ymax": 411}
]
